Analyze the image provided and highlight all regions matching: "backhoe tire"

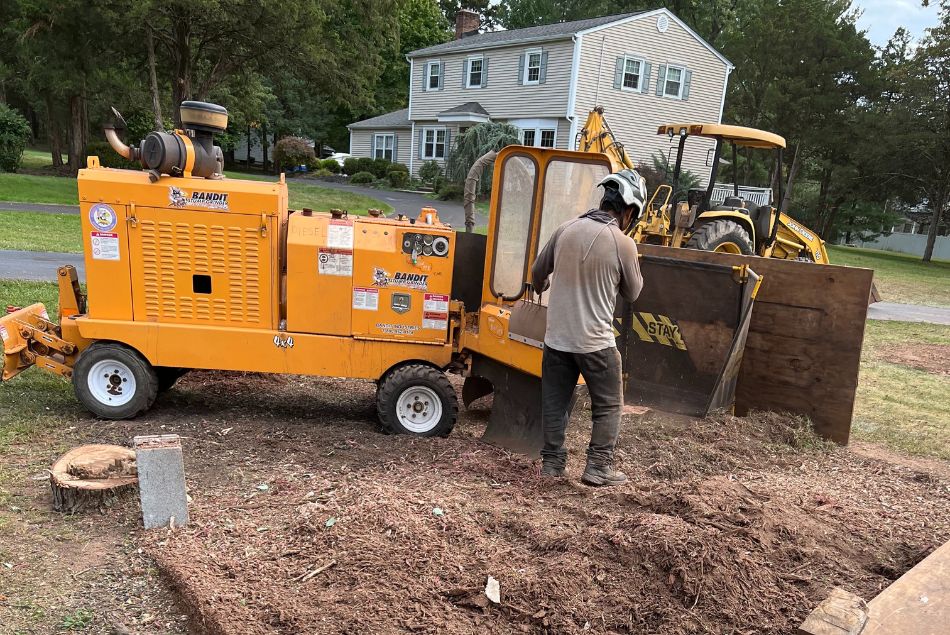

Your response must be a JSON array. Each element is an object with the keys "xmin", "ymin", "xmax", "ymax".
[
  {"xmin": 156, "ymin": 367, "xmax": 188, "ymax": 393},
  {"xmin": 377, "ymin": 364, "xmax": 458, "ymax": 437},
  {"xmin": 687, "ymin": 219, "xmax": 754, "ymax": 255},
  {"xmin": 72, "ymin": 342, "xmax": 158, "ymax": 420}
]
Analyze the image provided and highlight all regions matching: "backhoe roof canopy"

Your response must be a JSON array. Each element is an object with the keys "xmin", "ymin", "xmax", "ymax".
[{"xmin": 657, "ymin": 123, "xmax": 786, "ymax": 149}]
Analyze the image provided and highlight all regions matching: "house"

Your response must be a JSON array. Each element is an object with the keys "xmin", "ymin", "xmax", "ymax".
[{"xmin": 347, "ymin": 8, "xmax": 733, "ymax": 181}]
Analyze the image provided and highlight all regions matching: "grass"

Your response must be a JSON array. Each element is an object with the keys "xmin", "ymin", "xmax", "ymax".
[
  {"xmin": 19, "ymin": 148, "xmax": 67, "ymax": 172},
  {"xmin": 0, "ymin": 173, "xmax": 78, "ymax": 205},
  {"xmin": 852, "ymin": 319, "xmax": 950, "ymax": 460},
  {"xmin": 226, "ymin": 171, "xmax": 392, "ymax": 214},
  {"xmin": 0, "ymin": 212, "xmax": 82, "ymax": 253},
  {"xmin": 829, "ymin": 245, "xmax": 950, "ymax": 307}
]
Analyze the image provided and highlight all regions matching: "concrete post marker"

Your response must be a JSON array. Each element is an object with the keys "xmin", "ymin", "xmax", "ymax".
[{"xmin": 134, "ymin": 434, "xmax": 189, "ymax": 530}]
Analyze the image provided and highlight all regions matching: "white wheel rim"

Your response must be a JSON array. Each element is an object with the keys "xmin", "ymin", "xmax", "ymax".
[
  {"xmin": 395, "ymin": 386, "xmax": 443, "ymax": 433},
  {"xmin": 87, "ymin": 359, "xmax": 137, "ymax": 407}
]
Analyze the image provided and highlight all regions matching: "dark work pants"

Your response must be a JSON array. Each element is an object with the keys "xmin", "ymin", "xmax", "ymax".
[{"xmin": 540, "ymin": 345, "xmax": 623, "ymax": 469}]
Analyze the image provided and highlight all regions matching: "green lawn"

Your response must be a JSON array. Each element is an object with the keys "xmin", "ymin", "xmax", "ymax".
[
  {"xmin": 0, "ymin": 173, "xmax": 78, "ymax": 205},
  {"xmin": 18, "ymin": 148, "xmax": 67, "ymax": 172},
  {"xmin": 0, "ymin": 212, "xmax": 82, "ymax": 253},
  {"xmin": 852, "ymin": 320, "xmax": 950, "ymax": 460},
  {"xmin": 829, "ymin": 245, "xmax": 950, "ymax": 307},
  {"xmin": 226, "ymin": 171, "xmax": 393, "ymax": 214}
]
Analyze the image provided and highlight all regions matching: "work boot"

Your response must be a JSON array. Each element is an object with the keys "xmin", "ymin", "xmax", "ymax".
[
  {"xmin": 581, "ymin": 464, "xmax": 628, "ymax": 487},
  {"xmin": 540, "ymin": 462, "xmax": 566, "ymax": 478}
]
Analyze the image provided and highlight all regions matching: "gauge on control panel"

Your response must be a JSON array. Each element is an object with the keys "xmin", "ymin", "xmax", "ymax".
[{"xmin": 432, "ymin": 236, "xmax": 450, "ymax": 257}]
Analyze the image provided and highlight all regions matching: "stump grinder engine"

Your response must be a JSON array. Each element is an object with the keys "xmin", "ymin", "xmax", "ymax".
[{"xmin": 1, "ymin": 99, "xmax": 761, "ymax": 455}]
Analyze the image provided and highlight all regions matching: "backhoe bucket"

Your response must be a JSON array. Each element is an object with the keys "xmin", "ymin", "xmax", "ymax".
[
  {"xmin": 1, "ymin": 303, "xmax": 51, "ymax": 381},
  {"xmin": 616, "ymin": 255, "xmax": 759, "ymax": 416}
]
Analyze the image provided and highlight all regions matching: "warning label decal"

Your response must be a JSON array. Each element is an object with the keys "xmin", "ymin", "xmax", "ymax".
[
  {"xmin": 318, "ymin": 248, "xmax": 353, "ymax": 276},
  {"xmin": 0, "ymin": 325, "xmax": 8, "ymax": 342},
  {"xmin": 90, "ymin": 231, "xmax": 121, "ymax": 261},
  {"xmin": 423, "ymin": 293, "xmax": 449, "ymax": 313},
  {"xmin": 353, "ymin": 287, "xmax": 379, "ymax": 311},
  {"xmin": 423, "ymin": 311, "xmax": 448, "ymax": 330},
  {"xmin": 328, "ymin": 219, "xmax": 354, "ymax": 249}
]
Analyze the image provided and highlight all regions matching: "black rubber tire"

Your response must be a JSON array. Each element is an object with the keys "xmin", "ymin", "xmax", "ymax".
[
  {"xmin": 377, "ymin": 364, "xmax": 458, "ymax": 437},
  {"xmin": 72, "ymin": 342, "xmax": 158, "ymax": 420},
  {"xmin": 156, "ymin": 367, "xmax": 188, "ymax": 393},
  {"xmin": 686, "ymin": 219, "xmax": 754, "ymax": 255}
]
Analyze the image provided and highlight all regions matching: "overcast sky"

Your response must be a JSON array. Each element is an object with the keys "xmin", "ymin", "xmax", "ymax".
[{"xmin": 854, "ymin": 0, "xmax": 941, "ymax": 46}]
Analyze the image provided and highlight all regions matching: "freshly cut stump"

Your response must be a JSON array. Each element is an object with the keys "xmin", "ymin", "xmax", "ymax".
[{"xmin": 50, "ymin": 444, "xmax": 138, "ymax": 513}]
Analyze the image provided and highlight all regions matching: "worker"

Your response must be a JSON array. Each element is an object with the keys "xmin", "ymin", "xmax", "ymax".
[{"xmin": 531, "ymin": 169, "xmax": 646, "ymax": 486}]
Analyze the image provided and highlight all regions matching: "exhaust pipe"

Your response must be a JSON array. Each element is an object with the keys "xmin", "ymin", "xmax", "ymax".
[{"xmin": 104, "ymin": 125, "xmax": 134, "ymax": 160}]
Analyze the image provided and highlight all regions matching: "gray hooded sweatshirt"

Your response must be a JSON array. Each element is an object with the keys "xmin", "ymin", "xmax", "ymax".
[{"xmin": 530, "ymin": 209, "xmax": 643, "ymax": 353}]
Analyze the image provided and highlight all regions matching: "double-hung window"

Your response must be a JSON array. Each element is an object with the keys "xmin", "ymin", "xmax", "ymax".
[
  {"xmin": 467, "ymin": 56, "xmax": 483, "ymax": 88},
  {"xmin": 524, "ymin": 49, "xmax": 542, "ymax": 85},
  {"xmin": 422, "ymin": 128, "xmax": 446, "ymax": 160},
  {"xmin": 663, "ymin": 64, "xmax": 685, "ymax": 99},
  {"xmin": 426, "ymin": 61, "xmax": 442, "ymax": 91},
  {"xmin": 519, "ymin": 127, "xmax": 555, "ymax": 148},
  {"xmin": 622, "ymin": 56, "xmax": 643, "ymax": 91},
  {"xmin": 373, "ymin": 133, "xmax": 395, "ymax": 161}
]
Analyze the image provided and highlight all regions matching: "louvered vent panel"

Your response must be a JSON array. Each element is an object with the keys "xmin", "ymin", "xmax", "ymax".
[{"xmin": 139, "ymin": 220, "xmax": 161, "ymax": 319}]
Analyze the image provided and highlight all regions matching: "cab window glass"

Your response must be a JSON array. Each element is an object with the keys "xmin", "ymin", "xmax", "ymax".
[{"xmin": 491, "ymin": 155, "xmax": 537, "ymax": 298}]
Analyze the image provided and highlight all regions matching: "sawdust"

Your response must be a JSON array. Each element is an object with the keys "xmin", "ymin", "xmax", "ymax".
[
  {"xmin": 880, "ymin": 343, "xmax": 950, "ymax": 375},
  {"xmin": 131, "ymin": 372, "xmax": 950, "ymax": 635}
]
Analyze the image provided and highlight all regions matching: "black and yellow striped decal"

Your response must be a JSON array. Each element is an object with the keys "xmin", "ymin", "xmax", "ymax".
[{"xmin": 614, "ymin": 313, "xmax": 687, "ymax": 350}]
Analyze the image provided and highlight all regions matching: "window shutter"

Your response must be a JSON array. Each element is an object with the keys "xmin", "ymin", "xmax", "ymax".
[
  {"xmin": 683, "ymin": 69, "xmax": 692, "ymax": 100},
  {"xmin": 444, "ymin": 130, "xmax": 451, "ymax": 159},
  {"xmin": 419, "ymin": 129, "xmax": 425, "ymax": 160},
  {"xmin": 371, "ymin": 135, "xmax": 377, "ymax": 159},
  {"xmin": 482, "ymin": 57, "xmax": 489, "ymax": 87},
  {"xmin": 462, "ymin": 60, "xmax": 469, "ymax": 88},
  {"xmin": 539, "ymin": 51, "xmax": 549, "ymax": 83},
  {"xmin": 642, "ymin": 62, "xmax": 652, "ymax": 93},
  {"xmin": 656, "ymin": 64, "xmax": 667, "ymax": 96},
  {"xmin": 392, "ymin": 135, "xmax": 398, "ymax": 163},
  {"xmin": 437, "ymin": 64, "xmax": 444, "ymax": 90},
  {"xmin": 518, "ymin": 53, "xmax": 525, "ymax": 85},
  {"xmin": 614, "ymin": 57, "xmax": 623, "ymax": 90}
]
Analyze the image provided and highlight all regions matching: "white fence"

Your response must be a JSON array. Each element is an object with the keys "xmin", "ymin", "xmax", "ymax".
[{"xmin": 849, "ymin": 232, "xmax": 950, "ymax": 260}]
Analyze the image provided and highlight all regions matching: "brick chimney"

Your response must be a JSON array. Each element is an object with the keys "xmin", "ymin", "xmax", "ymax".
[{"xmin": 455, "ymin": 9, "xmax": 480, "ymax": 40}]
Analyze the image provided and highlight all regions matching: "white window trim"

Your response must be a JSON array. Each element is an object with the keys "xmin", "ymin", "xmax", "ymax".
[
  {"xmin": 373, "ymin": 133, "xmax": 395, "ymax": 160},
  {"xmin": 466, "ymin": 55, "xmax": 484, "ymax": 89},
  {"xmin": 620, "ymin": 55, "xmax": 646, "ymax": 93},
  {"xmin": 425, "ymin": 60, "xmax": 442, "ymax": 92},
  {"xmin": 421, "ymin": 126, "xmax": 447, "ymax": 160},
  {"xmin": 518, "ymin": 126, "xmax": 556, "ymax": 148},
  {"xmin": 523, "ymin": 48, "xmax": 543, "ymax": 85},
  {"xmin": 663, "ymin": 63, "xmax": 686, "ymax": 100}
]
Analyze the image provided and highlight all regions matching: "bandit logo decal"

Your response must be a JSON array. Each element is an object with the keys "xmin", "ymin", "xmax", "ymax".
[{"xmin": 169, "ymin": 186, "xmax": 229, "ymax": 210}]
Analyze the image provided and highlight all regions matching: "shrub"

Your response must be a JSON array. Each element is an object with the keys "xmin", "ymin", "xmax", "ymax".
[
  {"xmin": 311, "ymin": 168, "xmax": 333, "ymax": 177},
  {"xmin": 418, "ymin": 160, "xmax": 442, "ymax": 185},
  {"xmin": 437, "ymin": 182, "xmax": 464, "ymax": 201},
  {"xmin": 389, "ymin": 162, "xmax": 409, "ymax": 173},
  {"xmin": 387, "ymin": 169, "xmax": 409, "ymax": 188},
  {"xmin": 274, "ymin": 136, "xmax": 315, "ymax": 169},
  {"xmin": 86, "ymin": 140, "xmax": 139, "ymax": 170},
  {"xmin": 342, "ymin": 157, "xmax": 360, "ymax": 175},
  {"xmin": 350, "ymin": 171, "xmax": 376, "ymax": 184},
  {"xmin": 371, "ymin": 157, "xmax": 392, "ymax": 178},
  {"xmin": 320, "ymin": 158, "xmax": 341, "ymax": 173},
  {"xmin": 0, "ymin": 104, "xmax": 31, "ymax": 173},
  {"xmin": 355, "ymin": 157, "xmax": 376, "ymax": 175}
]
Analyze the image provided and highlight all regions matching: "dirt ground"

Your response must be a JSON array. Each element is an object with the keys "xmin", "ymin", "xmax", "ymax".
[
  {"xmin": 880, "ymin": 343, "xmax": 950, "ymax": 376},
  {"xmin": 1, "ymin": 371, "xmax": 949, "ymax": 634}
]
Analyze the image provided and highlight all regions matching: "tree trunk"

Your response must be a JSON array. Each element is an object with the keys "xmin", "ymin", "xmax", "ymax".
[
  {"xmin": 50, "ymin": 444, "xmax": 138, "ymax": 513},
  {"xmin": 170, "ymin": 22, "xmax": 192, "ymax": 127},
  {"xmin": 45, "ymin": 95, "xmax": 64, "ymax": 168},
  {"xmin": 246, "ymin": 124, "xmax": 252, "ymax": 168},
  {"xmin": 146, "ymin": 26, "xmax": 164, "ymax": 131},
  {"xmin": 261, "ymin": 123, "xmax": 268, "ymax": 172},
  {"xmin": 923, "ymin": 196, "xmax": 946, "ymax": 262},
  {"xmin": 816, "ymin": 165, "xmax": 833, "ymax": 234},
  {"xmin": 67, "ymin": 93, "xmax": 87, "ymax": 174},
  {"xmin": 780, "ymin": 143, "xmax": 801, "ymax": 213}
]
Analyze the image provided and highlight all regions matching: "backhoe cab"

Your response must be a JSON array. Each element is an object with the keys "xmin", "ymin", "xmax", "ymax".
[{"xmin": 636, "ymin": 123, "xmax": 828, "ymax": 263}]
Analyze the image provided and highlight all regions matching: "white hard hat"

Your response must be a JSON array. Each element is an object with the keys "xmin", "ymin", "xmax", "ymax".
[{"xmin": 598, "ymin": 168, "xmax": 647, "ymax": 212}]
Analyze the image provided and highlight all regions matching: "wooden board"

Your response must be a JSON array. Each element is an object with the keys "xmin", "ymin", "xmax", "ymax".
[
  {"xmin": 637, "ymin": 245, "xmax": 873, "ymax": 444},
  {"xmin": 863, "ymin": 540, "xmax": 950, "ymax": 634}
]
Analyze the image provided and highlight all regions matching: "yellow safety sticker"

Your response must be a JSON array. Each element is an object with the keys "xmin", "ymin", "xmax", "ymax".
[{"xmin": 629, "ymin": 312, "xmax": 687, "ymax": 350}]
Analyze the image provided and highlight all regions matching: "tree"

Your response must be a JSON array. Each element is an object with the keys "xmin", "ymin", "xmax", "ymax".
[{"xmin": 445, "ymin": 121, "xmax": 521, "ymax": 186}]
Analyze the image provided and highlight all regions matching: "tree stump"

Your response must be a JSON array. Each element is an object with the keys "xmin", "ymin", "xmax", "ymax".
[{"xmin": 50, "ymin": 444, "xmax": 138, "ymax": 513}]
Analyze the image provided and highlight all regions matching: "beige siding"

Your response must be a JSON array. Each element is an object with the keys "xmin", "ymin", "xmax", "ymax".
[
  {"xmin": 574, "ymin": 14, "xmax": 729, "ymax": 185},
  {"xmin": 410, "ymin": 39, "xmax": 574, "ymax": 120},
  {"xmin": 348, "ymin": 128, "xmax": 414, "ymax": 168},
  {"xmin": 408, "ymin": 122, "xmax": 465, "ymax": 178}
]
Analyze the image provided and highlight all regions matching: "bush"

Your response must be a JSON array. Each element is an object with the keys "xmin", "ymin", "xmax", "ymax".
[
  {"xmin": 311, "ymin": 168, "xmax": 334, "ymax": 177},
  {"xmin": 418, "ymin": 160, "xmax": 442, "ymax": 185},
  {"xmin": 387, "ymin": 169, "xmax": 409, "ymax": 188},
  {"xmin": 350, "ymin": 171, "xmax": 376, "ymax": 184},
  {"xmin": 389, "ymin": 162, "xmax": 409, "ymax": 173},
  {"xmin": 371, "ymin": 157, "xmax": 392, "ymax": 178},
  {"xmin": 274, "ymin": 136, "xmax": 315, "ymax": 169},
  {"xmin": 86, "ymin": 140, "xmax": 139, "ymax": 170},
  {"xmin": 342, "ymin": 157, "xmax": 360, "ymax": 175},
  {"xmin": 320, "ymin": 158, "xmax": 341, "ymax": 173},
  {"xmin": 355, "ymin": 157, "xmax": 376, "ymax": 175},
  {"xmin": 437, "ymin": 182, "xmax": 464, "ymax": 201},
  {"xmin": 0, "ymin": 104, "xmax": 31, "ymax": 173}
]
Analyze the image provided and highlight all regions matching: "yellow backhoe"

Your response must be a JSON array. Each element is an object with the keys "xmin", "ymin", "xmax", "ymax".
[{"xmin": 576, "ymin": 107, "xmax": 829, "ymax": 263}]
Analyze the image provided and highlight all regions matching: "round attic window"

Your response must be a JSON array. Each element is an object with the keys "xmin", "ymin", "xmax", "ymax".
[{"xmin": 657, "ymin": 15, "xmax": 669, "ymax": 33}]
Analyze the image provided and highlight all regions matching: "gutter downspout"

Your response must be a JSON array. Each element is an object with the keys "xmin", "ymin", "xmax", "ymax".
[
  {"xmin": 566, "ymin": 34, "xmax": 582, "ymax": 149},
  {"xmin": 408, "ymin": 56, "xmax": 415, "ymax": 175}
]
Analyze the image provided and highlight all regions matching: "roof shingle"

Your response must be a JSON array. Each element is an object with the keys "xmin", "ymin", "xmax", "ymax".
[{"xmin": 347, "ymin": 108, "xmax": 411, "ymax": 129}]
